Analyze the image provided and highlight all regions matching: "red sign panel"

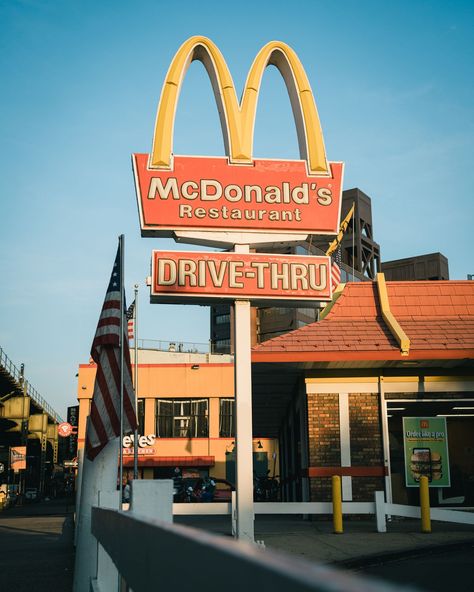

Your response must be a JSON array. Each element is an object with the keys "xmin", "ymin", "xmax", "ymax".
[
  {"xmin": 133, "ymin": 154, "xmax": 343, "ymax": 236},
  {"xmin": 10, "ymin": 446, "xmax": 26, "ymax": 471},
  {"xmin": 151, "ymin": 251, "xmax": 332, "ymax": 303},
  {"xmin": 58, "ymin": 422, "xmax": 73, "ymax": 438}
]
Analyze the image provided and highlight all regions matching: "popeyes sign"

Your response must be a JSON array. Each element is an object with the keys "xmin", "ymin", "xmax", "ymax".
[{"xmin": 133, "ymin": 36, "xmax": 343, "ymax": 238}]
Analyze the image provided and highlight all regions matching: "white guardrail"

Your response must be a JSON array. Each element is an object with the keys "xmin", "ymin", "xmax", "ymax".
[
  {"xmin": 173, "ymin": 492, "xmax": 474, "ymax": 533},
  {"xmin": 86, "ymin": 480, "xmax": 474, "ymax": 591},
  {"xmin": 88, "ymin": 482, "xmax": 474, "ymax": 591},
  {"xmin": 90, "ymin": 481, "xmax": 408, "ymax": 592}
]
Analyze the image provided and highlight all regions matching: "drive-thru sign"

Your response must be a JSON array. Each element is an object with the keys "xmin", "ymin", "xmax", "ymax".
[
  {"xmin": 133, "ymin": 36, "xmax": 344, "ymax": 543},
  {"xmin": 150, "ymin": 251, "xmax": 332, "ymax": 303}
]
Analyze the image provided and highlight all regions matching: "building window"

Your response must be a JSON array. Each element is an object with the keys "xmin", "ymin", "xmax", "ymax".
[
  {"xmin": 216, "ymin": 314, "xmax": 230, "ymax": 325},
  {"xmin": 156, "ymin": 399, "xmax": 208, "ymax": 438},
  {"xmin": 215, "ymin": 338, "xmax": 231, "ymax": 348},
  {"xmin": 219, "ymin": 398, "xmax": 235, "ymax": 437}
]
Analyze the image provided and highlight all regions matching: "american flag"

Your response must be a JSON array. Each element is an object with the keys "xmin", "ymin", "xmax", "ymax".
[
  {"xmin": 331, "ymin": 261, "xmax": 341, "ymax": 292},
  {"xmin": 85, "ymin": 246, "xmax": 138, "ymax": 461},
  {"xmin": 331, "ymin": 247, "xmax": 342, "ymax": 292},
  {"xmin": 126, "ymin": 300, "xmax": 135, "ymax": 341}
]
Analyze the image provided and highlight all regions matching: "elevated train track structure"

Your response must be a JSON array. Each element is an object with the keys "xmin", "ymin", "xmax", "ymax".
[{"xmin": 0, "ymin": 345, "xmax": 62, "ymax": 495}]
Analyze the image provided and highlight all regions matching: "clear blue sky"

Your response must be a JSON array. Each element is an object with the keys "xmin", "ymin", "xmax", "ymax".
[{"xmin": 1, "ymin": 0, "xmax": 473, "ymax": 418}]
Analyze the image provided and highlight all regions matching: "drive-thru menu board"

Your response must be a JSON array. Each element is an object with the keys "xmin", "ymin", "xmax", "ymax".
[{"xmin": 403, "ymin": 417, "xmax": 450, "ymax": 487}]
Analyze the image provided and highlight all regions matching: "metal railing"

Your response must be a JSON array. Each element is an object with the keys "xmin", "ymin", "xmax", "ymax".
[
  {"xmin": 138, "ymin": 339, "xmax": 230, "ymax": 355},
  {"xmin": 136, "ymin": 338, "xmax": 214, "ymax": 354},
  {"xmin": 0, "ymin": 345, "xmax": 63, "ymax": 423}
]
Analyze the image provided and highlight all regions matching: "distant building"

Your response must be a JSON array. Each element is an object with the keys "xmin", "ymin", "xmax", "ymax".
[
  {"xmin": 211, "ymin": 188, "xmax": 381, "ymax": 352},
  {"xmin": 312, "ymin": 187, "xmax": 381, "ymax": 280},
  {"xmin": 381, "ymin": 252, "xmax": 449, "ymax": 281},
  {"xmin": 76, "ymin": 349, "xmax": 278, "ymax": 484}
]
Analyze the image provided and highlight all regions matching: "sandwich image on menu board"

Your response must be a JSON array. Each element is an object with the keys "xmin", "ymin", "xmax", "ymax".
[{"xmin": 410, "ymin": 448, "xmax": 443, "ymax": 482}]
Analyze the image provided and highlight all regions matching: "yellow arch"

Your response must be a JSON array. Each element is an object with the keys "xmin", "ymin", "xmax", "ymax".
[{"xmin": 150, "ymin": 36, "xmax": 329, "ymax": 175}]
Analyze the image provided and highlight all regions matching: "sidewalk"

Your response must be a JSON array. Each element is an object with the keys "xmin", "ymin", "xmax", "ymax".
[
  {"xmin": 176, "ymin": 514, "xmax": 474, "ymax": 566},
  {"xmin": 0, "ymin": 498, "xmax": 75, "ymax": 592}
]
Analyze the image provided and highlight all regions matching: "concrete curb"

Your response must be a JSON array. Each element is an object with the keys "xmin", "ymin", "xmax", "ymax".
[{"xmin": 333, "ymin": 538, "xmax": 474, "ymax": 569}]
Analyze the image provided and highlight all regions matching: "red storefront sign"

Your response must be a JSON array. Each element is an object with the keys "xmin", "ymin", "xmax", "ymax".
[
  {"xmin": 123, "ymin": 447, "xmax": 155, "ymax": 456},
  {"xmin": 150, "ymin": 251, "xmax": 332, "ymax": 303},
  {"xmin": 58, "ymin": 422, "xmax": 73, "ymax": 438},
  {"xmin": 10, "ymin": 446, "xmax": 26, "ymax": 471},
  {"xmin": 133, "ymin": 154, "xmax": 343, "ymax": 236}
]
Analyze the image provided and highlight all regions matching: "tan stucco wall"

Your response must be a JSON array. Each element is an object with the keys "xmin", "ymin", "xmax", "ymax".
[{"xmin": 76, "ymin": 357, "xmax": 279, "ymax": 480}]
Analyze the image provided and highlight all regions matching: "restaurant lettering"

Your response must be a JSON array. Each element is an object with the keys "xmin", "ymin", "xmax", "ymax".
[
  {"xmin": 149, "ymin": 177, "xmax": 332, "ymax": 205},
  {"xmin": 157, "ymin": 258, "xmax": 327, "ymax": 291},
  {"xmin": 151, "ymin": 251, "xmax": 333, "ymax": 303},
  {"xmin": 122, "ymin": 434, "xmax": 156, "ymax": 448}
]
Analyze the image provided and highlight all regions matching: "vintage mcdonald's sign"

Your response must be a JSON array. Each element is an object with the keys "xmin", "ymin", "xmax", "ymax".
[
  {"xmin": 150, "ymin": 251, "xmax": 332, "ymax": 304},
  {"xmin": 133, "ymin": 36, "xmax": 344, "ymax": 238}
]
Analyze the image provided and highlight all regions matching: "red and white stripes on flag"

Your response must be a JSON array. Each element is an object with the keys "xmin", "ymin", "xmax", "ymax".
[
  {"xmin": 85, "ymin": 246, "xmax": 137, "ymax": 461},
  {"xmin": 331, "ymin": 260, "xmax": 341, "ymax": 292},
  {"xmin": 126, "ymin": 300, "xmax": 135, "ymax": 341}
]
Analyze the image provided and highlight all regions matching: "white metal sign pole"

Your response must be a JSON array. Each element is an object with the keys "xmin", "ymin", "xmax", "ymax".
[{"xmin": 233, "ymin": 243, "xmax": 255, "ymax": 543}]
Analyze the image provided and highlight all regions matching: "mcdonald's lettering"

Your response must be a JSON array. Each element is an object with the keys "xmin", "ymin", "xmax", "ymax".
[
  {"xmin": 147, "ymin": 177, "xmax": 332, "ymax": 206},
  {"xmin": 133, "ymin": 36, "xmax": 344, "ymax": 237},
  {"xmin": 150, "ymin": 251, "xmax": 332, "ymax": 303}
]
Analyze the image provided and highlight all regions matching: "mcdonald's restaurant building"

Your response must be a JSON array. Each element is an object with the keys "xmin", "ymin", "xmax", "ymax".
[
  {"xmin": 77, "ymin": 277, "xmax": 474, "ymax": 507},
  {"xmin": 252, "ymin": 276, "xmax": 474, "ymax": 507}
]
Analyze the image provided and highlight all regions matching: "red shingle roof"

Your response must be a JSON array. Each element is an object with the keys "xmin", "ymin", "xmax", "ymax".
[{"xmin": 252, "ymin": 280, "xmax": 474, "ymax": 363}]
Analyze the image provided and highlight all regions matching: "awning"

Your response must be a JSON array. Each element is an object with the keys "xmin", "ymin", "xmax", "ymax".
[{"xmin": 122, "ymin": 455, "xmax": 215, "ymax": 468}]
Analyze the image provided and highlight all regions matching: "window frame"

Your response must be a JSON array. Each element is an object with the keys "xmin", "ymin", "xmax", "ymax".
[
  {"xmin": 219, "ymin": 398, "xmax": 235, "ymax": 438},
  {"xmin": 156, "ymin": 398, "xmax": 209, "ymax": 438}
]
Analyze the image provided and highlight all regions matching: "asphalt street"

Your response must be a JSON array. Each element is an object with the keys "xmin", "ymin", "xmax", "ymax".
[
  {"xmin": 351, "ymin": 543, "xmax": 474, "ymax": 592},
  {"xmin": 0, "ymin": 498, "xmax": 74, "ymax": 592}
]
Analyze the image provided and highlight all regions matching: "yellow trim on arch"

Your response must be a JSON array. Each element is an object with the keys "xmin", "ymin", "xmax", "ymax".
[
  {"xmin": 319, "ymin": 283, "xmax": 346, "ymax": 320},
  {"xmin": 376, "ymin": 273, "xmax": 411, "ymax": 356},
  {"xmin": 150, "ymin": 36, "xmax": 329, "ymax": 175}
]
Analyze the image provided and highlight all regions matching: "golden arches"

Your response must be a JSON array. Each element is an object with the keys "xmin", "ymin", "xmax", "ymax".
[{"xmin": 150, "ymin": 36, "xmax": 329, "ymax": 175}]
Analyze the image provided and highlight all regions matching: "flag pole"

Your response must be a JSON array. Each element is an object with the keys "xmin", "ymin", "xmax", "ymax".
[
  {"xmin": 133, "ymin": 283, "xmax": 139, "ymax": 480},
  {"xmin": 119, "ymin": 234, "xmax": 125, "ymax": 507}
]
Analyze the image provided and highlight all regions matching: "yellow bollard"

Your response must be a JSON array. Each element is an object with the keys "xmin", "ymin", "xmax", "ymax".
[
  {"xmin": 419, "ymin": 475, "xmax": 431, "ymax": 533},
  {"xmin": 332, "ymin": 475, "xmax": 343, "ymax": 534}
]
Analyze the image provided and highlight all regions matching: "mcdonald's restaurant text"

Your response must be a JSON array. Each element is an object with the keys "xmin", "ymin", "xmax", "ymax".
[{"xmin": 134, "ymin": 155, "xmax": 343, "ymax": 235}]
